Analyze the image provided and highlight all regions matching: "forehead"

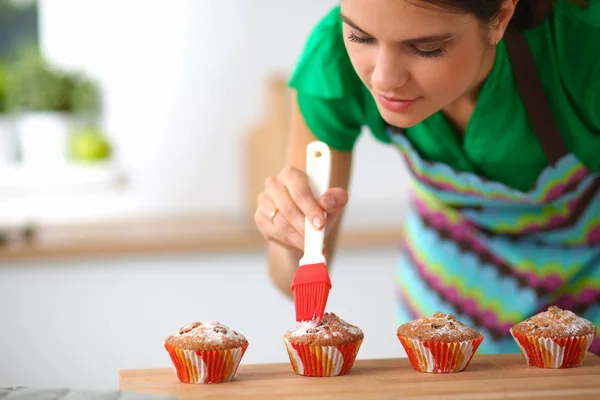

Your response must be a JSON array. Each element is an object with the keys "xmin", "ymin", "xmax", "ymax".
[{"xmin": 340, "ymin": 0, "xmax": 477, "ymax": 38}]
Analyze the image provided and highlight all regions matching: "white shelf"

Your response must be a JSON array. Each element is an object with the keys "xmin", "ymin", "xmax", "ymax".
[{"xmin": 0, "ymin": 163, "xmax": 126, "ymax": 194}]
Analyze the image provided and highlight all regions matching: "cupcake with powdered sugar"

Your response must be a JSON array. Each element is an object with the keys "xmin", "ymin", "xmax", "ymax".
[
  {"xmin": 397, "ymin": 312, "xmax": 484, "ymax": 373},
  {"xmin": 283, "ymin": 312, "xmax": 363, "ymax": 377},
  {"xmin": 510, "ymin": 306, "xmax": 597, "ymax": 369},
  {"xmin": 164, "ymin": 321, "xmax": 248, "ymax": 384}
]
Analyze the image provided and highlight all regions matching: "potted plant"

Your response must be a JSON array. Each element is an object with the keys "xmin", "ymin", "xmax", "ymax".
[
  {"xmin": 5, "ymin": 46, "xmax": 102, "ymax": 167},
  {"xmin": 0, "ymin": 61, "xmax": 19, "ymax": 166},
  {"xmin": 67, "ymin": 73, "xmax": 112, "ymax": 164}
]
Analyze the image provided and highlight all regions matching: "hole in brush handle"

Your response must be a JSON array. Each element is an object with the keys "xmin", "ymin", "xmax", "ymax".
[{"xmin": 306, "ymin": 141, "xmax": 331, "ymax": 200}]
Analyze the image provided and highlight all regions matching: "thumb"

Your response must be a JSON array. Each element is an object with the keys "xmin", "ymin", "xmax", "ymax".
[{"xmin": 319, "ymin": 188, "xmax": 348, "ymax": 215}]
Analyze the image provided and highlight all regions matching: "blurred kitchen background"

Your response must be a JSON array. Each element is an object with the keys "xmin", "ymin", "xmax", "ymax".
[{"xmin": 0, "ymin": 0, "xmax": 412, "ymax": 390}]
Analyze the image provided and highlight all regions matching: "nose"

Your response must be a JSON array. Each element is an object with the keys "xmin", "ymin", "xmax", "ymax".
[{"xmin": 371, "ymin": 47, "xmax": 409, "ymax": 94}]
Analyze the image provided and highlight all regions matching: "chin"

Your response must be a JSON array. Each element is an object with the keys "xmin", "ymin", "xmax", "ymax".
[{"xmin": 377, "ymin": 106, "xmax": 429, "ymax": 129}]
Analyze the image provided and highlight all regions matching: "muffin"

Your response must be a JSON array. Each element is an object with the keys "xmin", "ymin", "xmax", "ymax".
[
  {"xmin": 164, "ymin": 321, "xmax": 248, "ymax": 384},
  {"xmin": 397, "ymin": 312, "xmax": 484, "ymax": 373},
  {"xmin": 510, "ymin": 306, "xmax": 597, "ymax": 369},
  {"xmin": 283, "ymin": 313, "xmax": 363, "ymax": 377}
]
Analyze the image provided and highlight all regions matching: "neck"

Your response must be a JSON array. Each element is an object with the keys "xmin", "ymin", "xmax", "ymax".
[
  {"xmin": 466, "ymin": 44, "xmax": 497, "ymax": 102},
  {"xmin": 442, "ymin": 44, "xmax": 498, "ymax": 135}
]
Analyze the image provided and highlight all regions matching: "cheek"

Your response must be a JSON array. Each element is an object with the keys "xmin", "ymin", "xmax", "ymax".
[
  {"xmin": 343, "ymin": 31, "xmax": 376, "ymax": 85},
  {"xmin": 413, "ymin": 43, "xmax": 484, "ymax": 101},
  {"xmin": 347, "ymin": 50, "xmax": 375, "ymax": 84}
]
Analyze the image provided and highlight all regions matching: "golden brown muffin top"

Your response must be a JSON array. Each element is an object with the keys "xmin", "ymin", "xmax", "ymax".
[
  {"xmin": 396, "ymin": 312, "xmax": 482, "ymax": 342},
  {"xmin": 164, "ymin": 321, "xmax": 248, "ymax": 351},
  {"xmin": 283, "ymin": 313, "xmax": 364, "ymax": 346},
  {"xmin": 511, "ymin": 306, "xmax": 596, "ymax": 338}
]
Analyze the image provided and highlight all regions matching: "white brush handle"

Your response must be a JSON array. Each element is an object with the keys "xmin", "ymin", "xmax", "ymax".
[{"xmin": 299, "ymin": 141, "xmax": 331, "ymax": 266}]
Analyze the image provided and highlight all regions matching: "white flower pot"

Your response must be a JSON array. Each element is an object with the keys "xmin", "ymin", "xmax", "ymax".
[
  {"xmin": 0, "ymin": 115, "xmax": 19, "ymax": 167},
  {"xmin": 16, "ymin": 112, "xmax": 73, "ymax": 168}
]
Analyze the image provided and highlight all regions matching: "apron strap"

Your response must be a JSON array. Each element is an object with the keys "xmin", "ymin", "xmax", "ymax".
[{"xmin": 503, "ymin": 26, "xmax": 569, "ymax": 164}]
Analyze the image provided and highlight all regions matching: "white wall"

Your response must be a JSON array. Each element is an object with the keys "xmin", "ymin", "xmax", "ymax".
[
  {"xmin": 0, "ymin": 248, "xmax": 405, "ymax": 390},
  {"xmin": 0, "ymin": 0, "xmax": 410, "ymax": 226}
]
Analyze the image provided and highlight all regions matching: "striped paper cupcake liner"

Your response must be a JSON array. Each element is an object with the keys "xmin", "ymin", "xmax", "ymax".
[
  {"xmin": 397, "ymin": 334, "xmax": 484, "ymax": 373},
  {"xmin": 283, "ymin": 338, "xmax": 363, "ymax": 377},
  {"xmin": 510, "ymin": 329, "xmax": 596, "ymax": 369},
  {"xmin": 164, "ymin": 342, "xmax": 248, "ymax": 384}
]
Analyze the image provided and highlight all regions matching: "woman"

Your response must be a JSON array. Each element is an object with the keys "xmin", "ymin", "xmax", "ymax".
[{"xmin": 254, "ymin": 0, "xmax": 600, "ymax": 355}]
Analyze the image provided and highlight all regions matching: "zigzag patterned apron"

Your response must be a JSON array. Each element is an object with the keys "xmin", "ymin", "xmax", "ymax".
[{"xmin": 390, "ymin": 27, "xmax": 600, "ymax": 355}]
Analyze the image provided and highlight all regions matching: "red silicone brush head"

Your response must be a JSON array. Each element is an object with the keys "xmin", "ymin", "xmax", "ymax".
[{"xmin": 291, "ymin": 262, "xmax": 332, "ymax": 322}]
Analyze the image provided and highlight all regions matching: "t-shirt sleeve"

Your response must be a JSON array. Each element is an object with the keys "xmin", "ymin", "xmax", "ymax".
[{"xmin": 288, "ymin": 6, "xmax": 365, "ymax": 151}]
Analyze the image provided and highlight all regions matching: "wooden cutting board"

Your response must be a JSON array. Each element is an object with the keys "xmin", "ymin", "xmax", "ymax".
[{"xmin": 119, "ymin": 353, "xmax": 600, "ymax": 400}]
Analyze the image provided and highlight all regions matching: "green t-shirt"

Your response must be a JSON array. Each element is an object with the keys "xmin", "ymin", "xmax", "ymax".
[{"xmin": 289, "ymin": 2, "xmax": 600, "ymax": 192}]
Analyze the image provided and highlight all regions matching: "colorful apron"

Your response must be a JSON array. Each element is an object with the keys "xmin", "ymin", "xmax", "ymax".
[{"xmin": 389, "ymin": 27, "xmax": 600, "ymax": 355}]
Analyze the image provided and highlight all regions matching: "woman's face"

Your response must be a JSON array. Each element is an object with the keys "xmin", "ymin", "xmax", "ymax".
[{"xmin": 341, "ymin": 0, "xmax": 507, "ymax": 128}]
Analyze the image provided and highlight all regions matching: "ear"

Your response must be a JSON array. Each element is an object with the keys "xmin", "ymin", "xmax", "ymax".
[{"xmin": 489, "ymin": 0, "xmax": 519, "ymax": 45}]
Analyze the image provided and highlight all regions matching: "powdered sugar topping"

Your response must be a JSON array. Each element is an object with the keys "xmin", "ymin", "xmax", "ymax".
[
  {"xmin": 291, "ymin": 320, "xmax": 320, "ymax": 337},
  {"xmin": 286, "ymin": 312, "xmax": 363, "ymax": 344},
  {"xmin": 397, "ymin": 312, "xmax": 481, "ymax": 342},
  {"xmin": 514, "ymin": 306, "xmax": 596, "ymax": 337},
  {"xmin": 175, "ymin": 321, "xmax": 246, "ymax": 344}
]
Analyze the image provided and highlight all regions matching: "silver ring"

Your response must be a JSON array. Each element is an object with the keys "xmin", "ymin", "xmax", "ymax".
[{"xmin": 268, "ymin": 209, "xmax": 279, "ymax": 222}]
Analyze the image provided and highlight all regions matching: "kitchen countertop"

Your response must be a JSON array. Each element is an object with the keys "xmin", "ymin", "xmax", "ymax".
[
  {"xmin": 0, "ymin": 215, "xmax": 402, "ymax": 262},
  {"xmin": 119, "ymin": 353, "xmax": 600, "ymax": 400}
]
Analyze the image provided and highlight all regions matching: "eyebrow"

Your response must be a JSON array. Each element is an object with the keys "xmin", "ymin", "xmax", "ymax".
[{"xmin": 340, "ymin": 13, "xmax": 454, "ymax": 44}]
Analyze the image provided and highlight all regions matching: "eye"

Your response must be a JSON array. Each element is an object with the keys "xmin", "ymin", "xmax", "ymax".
[
  {"xmin": 411, "ymin": 45, "xmax": 445, "ymax": 58},
  {"xmin": 348, "ymin": 32, "xmax": 375, "ymax": 44}
]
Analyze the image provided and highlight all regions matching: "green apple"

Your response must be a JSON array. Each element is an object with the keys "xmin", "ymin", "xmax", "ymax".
[{"xmin": 70, "ymin": 127, "xmax": 112, "ymax": 162}]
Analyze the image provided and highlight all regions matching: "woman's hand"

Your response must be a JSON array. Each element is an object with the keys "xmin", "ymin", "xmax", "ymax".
[{"xmin": 254, "ymin": 166, "xmax": 349, "ymax": 252}]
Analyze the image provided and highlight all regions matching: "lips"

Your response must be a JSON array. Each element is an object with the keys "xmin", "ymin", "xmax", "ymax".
[{"xmin": 377, "ymin": 95, "xmax": 419, "ymax": 112}]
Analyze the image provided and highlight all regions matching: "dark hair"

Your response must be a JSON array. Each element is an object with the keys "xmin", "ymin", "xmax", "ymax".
[{"xmin": 417, "ymin": 0, "xmax": 589, "ymax": 29}]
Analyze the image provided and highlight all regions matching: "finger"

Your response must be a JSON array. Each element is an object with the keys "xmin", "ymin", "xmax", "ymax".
[
  {"xmin": 264, "ymin": 175, "xmax": 306, "ymax": 235},
  {"xmin": 272, "ymin": 230, "xmax": 304, "ymax": 251},
  {"xmin": 279, "ymin": 167, "xmax": 326, "ymax": 230},
  {"xmin": 319, "ymin": 188, "xmax": 349, "ymax": 213},
  {"xmin": 255, "ymin": 210, "xmax": 304, "ymax": 251},
  {"xmin": 256, "ymin": 191, "xmax": 304, "ymax": 250},
  {"xmin": 256, "ymin": 191, "xmax": 279, "ymax": 224}
]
